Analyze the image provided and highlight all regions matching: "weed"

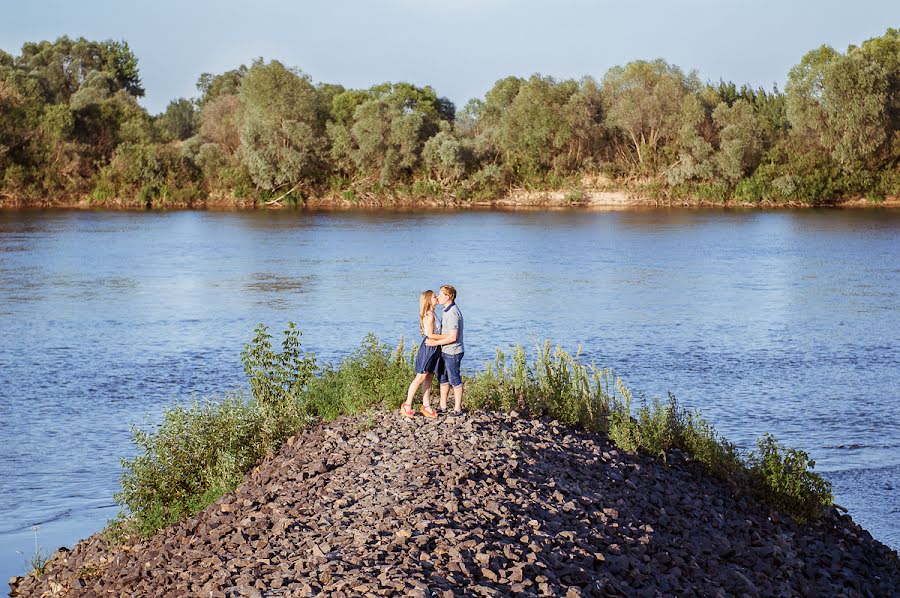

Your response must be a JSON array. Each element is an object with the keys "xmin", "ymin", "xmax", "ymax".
[{"xmin": 25, "ymin": 526, "xmax": 50, "ymax": 577}]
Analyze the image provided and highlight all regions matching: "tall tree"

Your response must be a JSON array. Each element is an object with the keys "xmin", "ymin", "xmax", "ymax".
[
  {"xmin": 238, "ymin": 60, "xmax": 326, "ymax": 193},
  {"xmin": 602, "ymin": 59, "xmax": 691, "ymax": 167},
  {"xmin": 157, "ymin": 98, "xmax": 197, "ymax": 141},
  {"xmin": 786, "ymin": 29, "xmax": 900, "ymax": 171},
  {"xmin": 15, "ymin": 37, "xmax": 143, "ymax": 103}
]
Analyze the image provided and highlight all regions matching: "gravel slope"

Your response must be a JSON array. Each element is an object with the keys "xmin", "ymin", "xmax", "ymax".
[{"xmin": 11, "ymin": 411, "xmax": 899, "ymax": 597}]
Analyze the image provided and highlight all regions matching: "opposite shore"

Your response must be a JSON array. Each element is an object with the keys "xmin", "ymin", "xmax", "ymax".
[{"xmin": 2, "ymin": 185, "xmax": 899, "ymax": 211}]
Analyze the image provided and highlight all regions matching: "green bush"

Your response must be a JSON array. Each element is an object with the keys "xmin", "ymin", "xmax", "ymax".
[
  {"xmin": 608, "ymin": 394, "xmax": 743, "ymax": 477},
  {"xmin": 748, "ymin": 434, "xmax": 833, "ymax": 522},
  {"xmin": 241, "ymin": 322, "xmax": 317, "ymax": 409},
  {"xmin": 115, "ymin": 391, "xmax": 308, "ymax": 538},
  {"xmin": 116, "ymin": 323, "xmax": 316, "ymax": 537},
  {"xmin": 734, "ymin": 173, "xmax": 771, "ymax": 203},
  {"xmin": 695, "ymin": 181, "xmax": 732, "ymax": 203},
  {"xmin": 465, "ymin": 342, "xmax": 625, "ymax": 431},
  {"xmin": 91, "ymin": 142, "xmax": 202, "ymax": 207},
  {"xmin": 410, "ymin": 178, "xmax": 444, "ymax": 198},
  {"xmin": 304, "ymin": 334, "xmax": 415, "ymax": 419},
  {"xmin": 876, "ymin": 166, "xmax": 900, "ymax": 198}
]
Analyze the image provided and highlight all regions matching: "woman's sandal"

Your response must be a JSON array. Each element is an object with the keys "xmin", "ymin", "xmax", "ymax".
[
  {"xmin": 420, "ymin": 405, "xmax": 438, "ymax": 418},
  {"xmin": 401, "ymin": 403, "xmax": 415, "ymax": 418}
]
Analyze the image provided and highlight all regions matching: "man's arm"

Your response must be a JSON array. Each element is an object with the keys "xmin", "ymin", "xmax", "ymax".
[
  {"xmin": 425, "ymin": 330, "xmax": 458, "ymax": 346},
  {"xmin": 427, "ymin": 308, "xmax": 459, "ymax": 346}
]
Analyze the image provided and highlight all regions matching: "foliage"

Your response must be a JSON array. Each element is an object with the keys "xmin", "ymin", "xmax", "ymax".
[
  {"xmin": 608, "ymin": 394, "xmax": 742, "ymax": 478},
  {"xmin": 92, "ymin": 141, "xmax": 200, "ymax": 206},
  {"xmin": 786, "ymin": 29, "xmax": 900, "ymax": 173},
  {"xmin": 241, "ymin": 322, "xmax": 317, "ymax": 409},
  {"xmin": 114, "ymin": 326, "xmax": 835, "ymax": 542},
  {"xmin": 157, "ymin": 98, "xmax": 196, "ymax": 141},
  {"xmin": 238, "ymin": 60, "xmax": 327, "ymax": 193},
  {"xmin": 466, "ymin": 342, "xmax": 626, "ymax": 431},
  {"xmin": 25, "ymin": 526, "xmax": 50, "ymax": 577},
  {"xmin": 748, "ymin": 434, "xmax": 834, "ymax": 522},
  {"xmin": 115, "ymin": 391, "xmax": 308, "ymax": 538},
  {"xmin": 196, "ymin": 66, "xmax": 246, "ymax": 106},
  {"xmin": 602, "ymin": 59, "xmax": 691, "ymax": 168},
  {"xmin": 118, "ymin": 323, "xmax": 316, "ymax": 537},
  {"xmin": 304, "ymin": 334, "xmax": 415, "ymax": 419},
  {"xmin": 327, "ymin": 82, "xmax": 453, "ymax": 185},
  {"xmin": 5, "ymin": 29, "xmax": 899, "ymax": 206}
]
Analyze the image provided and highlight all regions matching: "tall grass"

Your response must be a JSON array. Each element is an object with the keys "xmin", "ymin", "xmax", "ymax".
[
  {"xmin": 465, "ymin": 342, "xmax": 630, "ymax": 431},
  {"xmin": 302, "ymin": 334, "xmax": 416, "ymax": 419},
  {"xmin": 113, "ymin": 324, "xmax": 833, "ymax": 540}
]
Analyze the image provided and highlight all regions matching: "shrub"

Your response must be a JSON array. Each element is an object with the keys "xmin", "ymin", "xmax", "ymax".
[
  {"xmin": 734, "ymin": 173, "xmax": 770, "ymax": 203},
  {"xmin": 876, "ymin": 166, "xmax": 900, "ymax": 198},
  {"xmin": 747, "ymin": 434, "xmax": 833, "ymax": 522},
  {"xmin": 303, "ymin": 334, "xmax": 415, "ymax": 419},
  {"xmin": 241, "ymin": 322, "xmax": 316, "ymax": 409},
  {"xmin": 695, "ymin": 181, "xmax": 732, "ymax": 203},
  {"xmin": 115, "ymin": 391, "xmax": 308, "ymax": 537},
  {"xmin": 609, "ymin": 393, "xmax": 743, "ymax": 477}
]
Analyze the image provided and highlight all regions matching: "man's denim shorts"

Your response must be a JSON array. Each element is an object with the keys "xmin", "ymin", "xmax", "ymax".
[{"xmin": 439, "ymin": 352, "xmax": 464, "ymax": 387}]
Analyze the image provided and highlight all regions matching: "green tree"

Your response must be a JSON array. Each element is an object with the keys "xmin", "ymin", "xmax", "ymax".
[
  {"xmin": 329, "ymin": 89, "xmax": 373, "ymax": 126},
  {"xmin": 238, "ymin": 60, "xmax": 326, "ymax": 194},
  {"xmin": 786, "ymin": 29, "xmax": 900, "ymax": 171},
  {"xmin": 196, "ymin": 66, "xmax": 246, "ymax": 106},
  {"xmin": 15, "ymin": 36, "xmax": 143, "ymax": 103},
  {"xmin": 712, "ymin": 99, "xmax": 765, "ymax": 183},
  {"xmin": 497, "ymin": 75, "xmax": 579, "ymax": 174},
  {"xmin": 667, "ymin": 94, "xmax": 715, "ymax": 185},
  {"xmin": 157, "ymin": 98, "xmax": 197, "ymax": 141},
  {"xmin": 462, "ymin": 76, "xmax": 523, "ymax": 155},
  {"xmin": 602, "ymin": 59, "xmax": 691, "ymax": 168},
  {"xmin": 327, "ymin": 82, "xmax": 453, "ymax": 184},
  {"xmin": 345, "ymin": 97, "xmax": 426, "ymax": 184},
  {"xmin": 198, "ymin": 94, "xmax": 242, "ymax": 154},
  {"xmin": 423, "ymin": 129, "xmax": 469, "ymax": 183}
]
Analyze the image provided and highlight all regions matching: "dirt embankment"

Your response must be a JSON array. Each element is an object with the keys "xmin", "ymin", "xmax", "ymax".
[
  {"xmin": 10, "ymin": 411, "xmax": 899, "ymax": 597},
  {"xmin": 3, "ymin": 185, "xmax": 899, "ymax": 211}
]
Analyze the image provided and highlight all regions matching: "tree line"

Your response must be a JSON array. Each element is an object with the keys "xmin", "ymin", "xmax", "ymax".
[{"xmin": 1, "ymin": 29, "xmax": 898, "ymax": 207}]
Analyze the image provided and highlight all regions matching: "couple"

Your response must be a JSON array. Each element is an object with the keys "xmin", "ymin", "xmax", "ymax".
[{"xmin": 402, "ymin": 284, "xmax": 464, "ymax": 419}]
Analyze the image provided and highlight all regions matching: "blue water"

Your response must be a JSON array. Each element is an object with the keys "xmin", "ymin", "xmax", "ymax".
[{"xmin": 0, "ymin": 208, "xmax": 898, "ymax": 581}]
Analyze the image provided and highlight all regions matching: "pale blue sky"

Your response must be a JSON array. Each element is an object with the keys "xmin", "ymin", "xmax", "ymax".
[{"xmin": 2, "ymin": 0, "xmax": 898, "ymax": 114}]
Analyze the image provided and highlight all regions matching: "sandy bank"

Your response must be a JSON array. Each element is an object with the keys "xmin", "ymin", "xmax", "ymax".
[{"xmin": 2, "ymin": 187, "xmax": 898, "ymax": 211}]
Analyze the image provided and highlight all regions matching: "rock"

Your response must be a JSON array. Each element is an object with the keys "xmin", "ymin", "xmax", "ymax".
[
  {"xmin": 14, "ymin": 410, "xmax": 900, "ymax": 597},
  {"xmin": 480, "ymin": 568, "xmax": 498, "ymax": 582}
]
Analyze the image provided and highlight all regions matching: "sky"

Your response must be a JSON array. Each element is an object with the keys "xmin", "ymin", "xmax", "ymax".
[{"xmin": 2, "ymin": 0, "xmax": 899, "ymax": 114}]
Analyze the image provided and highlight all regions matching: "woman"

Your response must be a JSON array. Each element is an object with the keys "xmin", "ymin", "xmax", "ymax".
[{"xmin": 402, "ymin": 290, "xmax": 442, "ymax": 418}]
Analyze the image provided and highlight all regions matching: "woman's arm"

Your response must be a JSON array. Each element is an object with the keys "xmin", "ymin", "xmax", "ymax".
[
  {"xmin": 423, "ymin": 313, "xmax": 438, "ymax": 339},
  {"xmin": 425, "ymin": 329, "xmax": 458, "ymax": 346}
]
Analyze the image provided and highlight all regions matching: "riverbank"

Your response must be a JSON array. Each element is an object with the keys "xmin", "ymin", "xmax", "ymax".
[
  {"xmin": 2, "ymin": 185, "xmax": 899, "ymax": 211},
  {"xmin": 10, "ymin": 411, "xmax": 899, "ymax": 596}
]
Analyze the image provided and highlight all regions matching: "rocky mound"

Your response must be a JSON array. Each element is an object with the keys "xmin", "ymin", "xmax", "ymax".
[{"xmin": 10, "ymin": 411, "xmax": 899, "ymax": 597}]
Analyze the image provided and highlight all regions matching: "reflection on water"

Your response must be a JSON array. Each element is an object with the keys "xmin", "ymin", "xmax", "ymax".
[{"xmin": 0, "ymin": 207, "xmax": 898, "ymax": 580}]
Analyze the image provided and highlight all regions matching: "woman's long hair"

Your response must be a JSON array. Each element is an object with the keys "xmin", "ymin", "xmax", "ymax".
[{"xmin": 419, "ymin": 290, "xmax": 435, "ymax": 336}]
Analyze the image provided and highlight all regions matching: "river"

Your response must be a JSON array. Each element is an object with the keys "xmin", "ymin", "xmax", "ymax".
[{"xmin": 1, "ymin": 207, "xmax": 898, "ymax": 581}]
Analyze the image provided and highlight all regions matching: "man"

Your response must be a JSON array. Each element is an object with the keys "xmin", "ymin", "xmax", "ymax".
[{"xmin": 426, "ymin": 284, "xmax": 464, "ymax": 416}]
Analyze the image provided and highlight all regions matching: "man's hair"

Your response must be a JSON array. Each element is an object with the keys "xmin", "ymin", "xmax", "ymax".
[{"xmin": 440, "ymin": 284, "xmax": 457, "ymax": 302}]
